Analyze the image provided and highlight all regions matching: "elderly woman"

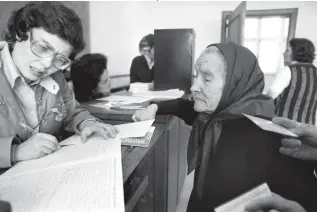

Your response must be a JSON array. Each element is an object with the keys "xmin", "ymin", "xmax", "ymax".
[
  {"xmin": 133, "ymin": 43, "xmax": 317, "ymax": 212},
  {"xmin": 267, "ymin": 38, "xmax": 317, "ymax": 125},
  {"xmin": 0, "ymin": 2, "xmax": 117, "ymax": 169},
  {"xmin": 70, "ymin": 53, "xmax": 111, "ymax": 102}
]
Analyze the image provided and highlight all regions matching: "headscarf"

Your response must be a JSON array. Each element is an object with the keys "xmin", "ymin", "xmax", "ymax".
[{"xmin": 187, "ymin": 43, "xmax": 275, "ymax": 198}]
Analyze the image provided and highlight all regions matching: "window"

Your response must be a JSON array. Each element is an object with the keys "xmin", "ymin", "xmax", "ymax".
[
  {"xmin": 244, "ymin": 16, "xmax": 290, "ymax": 74},
  {"xmin": 221, "ymin": 8, "xmax": 298, "ymax": 75}
]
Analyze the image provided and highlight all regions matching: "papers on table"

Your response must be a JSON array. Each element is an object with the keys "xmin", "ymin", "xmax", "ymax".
[
  {"xmin": 214, "ymin": 183, "xmax": 272, "ymax": 212},
  {"xmin": 0, "ymin": 135, "xmax": 125, "ymax": 212},
  {"xmin": 132, "ymin": 89, "xmax": 184, "ymax": 100},
  {"xmin": 60, "ymin": 119, "xmax": 155, "ymax": 147},
  {"xmin": 92, "ymin": 95, "xmax": 153, "ymax": 110},
  {"xmin": 96, "ymin": 95, "xmax": 153, "ymax": 105},
  {"xmin": 129, "ymin": 82, "xmax": 153, "ymax": 93},
  {"xmin": 243, "ymin": 114, "xmax": 298, "ymax": 137}
]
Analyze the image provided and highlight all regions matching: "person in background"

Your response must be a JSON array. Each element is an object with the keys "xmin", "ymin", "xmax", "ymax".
[
  {"xmin": 132, "ymin": 43, "xmax": 317, "ymax": 212},
  {"xmin": 129, "ymin": 34, "xmax": 155, "ymax": 83},
  {"xmin": 70, "ymin": 53, "xmax": 111, "ymax": 102},
  {"xmin": 246, "ymin": 116, "xmax": 317, "ymax": 212},
  {"xmin": 0, "ymin": 2, "xmax": 118, "ymax": 169},
  {"xmin": 266, "ymin": 38, "xmax": 317, "ymax": 125}
]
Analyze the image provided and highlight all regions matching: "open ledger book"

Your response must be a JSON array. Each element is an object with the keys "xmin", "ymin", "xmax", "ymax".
[{"xmin": 0, "ymin": 135, "xmax": 125, "ymax": 212}]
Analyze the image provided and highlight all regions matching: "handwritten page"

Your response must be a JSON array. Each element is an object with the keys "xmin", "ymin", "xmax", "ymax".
[
  {"xmin": 0, "ymin": 159, "xmax": 124, "ymax": 212},
  {"xmin": 243, "ymin": 114, "xmax": 298, "ymax": 137},
  {"xmin": 214, "ymin": 183, "xmax": 272, "ymax": 212},
  {"xmin": 3, "ymin": 136, "xmax": 121, "ymax": 178},
  {"xmin": 0, "ymin": 135, "xmax": 124, "ymax": 212}
]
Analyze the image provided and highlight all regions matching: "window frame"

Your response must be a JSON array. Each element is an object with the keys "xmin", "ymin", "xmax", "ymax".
[
  {"xmin": 221, "ymin": 8, "xmax": 298, "ymax": 75},
  {"xmin": 221, "ymin": 8, "xmax": 298, "ymax": 43}
]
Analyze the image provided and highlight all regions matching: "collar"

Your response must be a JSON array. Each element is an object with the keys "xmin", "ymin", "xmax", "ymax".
[{"xmin": 0, "ymin": 43, "xmax": 59, "ymax": 95}]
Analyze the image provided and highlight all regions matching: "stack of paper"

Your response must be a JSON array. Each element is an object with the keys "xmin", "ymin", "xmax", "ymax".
[
  {"xmin": 129, "ymin": 82, "xmax": 153, "ymax": 93},
  {"xmin": 132, "ymin": 89, "xmax": 185, "ymax": 100},
  {"xmin": 93, "ymin": 95, "xmax": 153, "ymax": 110},
  {"xmin": 0, "ymin": 136, "xmax": 125, "ymax": 212}
]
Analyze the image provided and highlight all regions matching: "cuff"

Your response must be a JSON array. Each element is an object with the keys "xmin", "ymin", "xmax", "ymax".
[
  {"xmin": 67, "ymin": 111, "xmax": 96, "ymax": 134},
  {"xmin": 0, "ymin": 136, "xmax": 16, "ymax": 168}
]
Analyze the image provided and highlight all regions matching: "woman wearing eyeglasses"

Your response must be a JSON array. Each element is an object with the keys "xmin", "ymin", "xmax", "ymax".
[
  {"xmin": 0, "ymin": 2, "xmax": 118, "ymax": 169},
  {"xmin": 129, "ymin": 34, "xmax": 155, "ymax": 84}
]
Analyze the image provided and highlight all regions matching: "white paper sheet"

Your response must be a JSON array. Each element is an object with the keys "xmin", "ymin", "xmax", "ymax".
[
  {"xmin": 214, "ymin": 183, "xmax": 272, "ymax": 212},
  {"xmin": 0, "ymin": 135, "xmax": 124, "ymax": 212},
  {"xmin": 115, "ymin": 119, "xmax": 155, "ymax": 138},
  {"xmin": 132, "ymin": 89, "xmax": 184, "ymax": 100},
  {"xmin": 243, "ymin": 114, "xmax": 298, "ymax": 137}
]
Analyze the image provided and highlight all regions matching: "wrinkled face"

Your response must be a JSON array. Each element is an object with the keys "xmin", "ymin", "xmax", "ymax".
[
  {"xmin": 140, "ymin": 46, "xmax": 154, "ymax": 61},
  {"xmin": 190, "ymin": 50, "xmax": 226, "ymax": 113},
  {"xmin": 95, "ymin": 68, "xmax": 111, "ymax": 94},
  {"xmin": 283, "ymin": 44, "xmax": 293, "ymax": 66},
  {"xmin": 11, "ymin": 27, "xmax": 73, "ymax": 82}
]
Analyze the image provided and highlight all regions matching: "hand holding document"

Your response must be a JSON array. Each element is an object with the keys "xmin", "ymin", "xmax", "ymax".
[
  {"xmin": 214, "ymin": 183, "xmax": 272, "ymax": 212},
  {"xmin": 243, "ymin": 114, "xmax": 298, "ymax": 137}
]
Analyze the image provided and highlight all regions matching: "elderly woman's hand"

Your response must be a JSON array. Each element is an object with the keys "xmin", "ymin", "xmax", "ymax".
[
  {"xmin": 245, "ymin": 192, "xmax": 306, "ymax": 212},
  {"xmin": 132, "ymin": 104, "xmax": 158, "ymax": 122},
  {"xmin": 78, "ymin": 120, "xmax": 119, "ymax": 142},
  {"xmin": 272, "ymin": 117, "xmax": 317, "ymax": 161}
]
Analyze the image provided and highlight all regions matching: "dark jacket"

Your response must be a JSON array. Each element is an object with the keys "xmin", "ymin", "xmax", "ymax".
[
  {"xmin": 129, "ymin": 56, "xmax": 154, "ymax": 83},
  {"xmin": 156, "ymin": 98, "xmax": 317, "ymax": 212}
]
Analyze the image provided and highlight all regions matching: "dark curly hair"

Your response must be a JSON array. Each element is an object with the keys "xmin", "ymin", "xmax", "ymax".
[
  {"xmin": 139, "ymin": 34, "xmax": 155, "ymax": 50},
  {"xmin": 2, "ymin": 1, "xmax": 85, "ymax": 60},
  {"xmin": 71, "ymin": 53, "xmax": 108, "ymax": 102},
  {"xmin": 289, "ymin": 38, "xmax": 315, "ymax": 63}
]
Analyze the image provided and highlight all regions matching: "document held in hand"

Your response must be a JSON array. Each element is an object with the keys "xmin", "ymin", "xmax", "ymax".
[
  {"xmin": 0, "ymin": 136, "xmax": 125, "ymax": 212},
  {"xmin": 243, "ymin": 114, "xmax": 298, "ymax": 137},
  {"xmin": 214, "ymin": 183, "xmax": 272, "ymax": 212}
]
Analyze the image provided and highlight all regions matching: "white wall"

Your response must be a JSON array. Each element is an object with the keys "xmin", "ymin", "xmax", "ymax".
[{"xmin": 90, "ymin": 1, "xmax": 317, "ymax": 87}]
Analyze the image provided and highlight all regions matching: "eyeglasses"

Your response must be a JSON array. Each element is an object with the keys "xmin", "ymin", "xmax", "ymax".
[{"xmin": 30, "ymin": 32, "xmax": 71, "ymax": 70}]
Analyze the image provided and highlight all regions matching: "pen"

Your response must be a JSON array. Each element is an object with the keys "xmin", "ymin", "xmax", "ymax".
[{"xmin": 19, "ymin": 123, "xmax": 37, "ymax": 135}]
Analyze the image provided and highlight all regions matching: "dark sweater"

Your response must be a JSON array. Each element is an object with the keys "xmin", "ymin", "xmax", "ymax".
[
  {"xmin": 155, "ymin": 98, "xmax": 317, "ymax": 212},
  {"xmin": 129, "ymin": 56, "xmax": 154, "ymax": 83}
]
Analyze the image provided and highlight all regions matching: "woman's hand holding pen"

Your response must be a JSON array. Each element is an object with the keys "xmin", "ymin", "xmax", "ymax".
[{"xmin": 14, "ymin": 133, "xmax": 60, "ymax": 162}]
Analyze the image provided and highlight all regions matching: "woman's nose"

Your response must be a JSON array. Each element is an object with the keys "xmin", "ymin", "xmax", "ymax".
[{"xmin": 190, "ymin": 77, "xmax": 201, "ymax": 93}]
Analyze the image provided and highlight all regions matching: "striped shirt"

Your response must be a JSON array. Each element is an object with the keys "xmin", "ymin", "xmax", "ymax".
[{"xmin": 274, "ymin": 63, "xmax": 317, "ymax": 125}]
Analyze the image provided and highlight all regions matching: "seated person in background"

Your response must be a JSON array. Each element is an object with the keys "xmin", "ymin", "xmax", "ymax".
[
  {"xmin": 266, "ymin": 38, "xmax": 317, "ymax": 125},
  {"xmin": 0, "ymin": 2, "xmax": 117, "ymax": 169},
  {"xmin": 246, "ymin": 116, "xmax": 317, "ymax": 212},
  {"xmin": 70, "ymin": 53, "xmax": 111, "ymax": 102},
  {"xmin": 132, "ymin": 43, "xmax": 317, "ymax": 212},
  {"xmin": 129, "ymin": 34, "xmax": 155, "ymax": 83}
]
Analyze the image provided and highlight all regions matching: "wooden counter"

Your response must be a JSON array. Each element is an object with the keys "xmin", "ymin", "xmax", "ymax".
[{"xmin": 82, "ymin": 98, "xmax": 191, "ymax": 212}]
